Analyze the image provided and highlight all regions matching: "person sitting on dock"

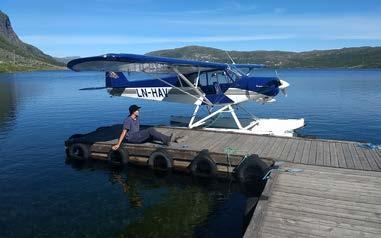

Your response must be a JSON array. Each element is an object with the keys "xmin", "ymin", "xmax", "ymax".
[{"xmin": 112, "ymin": 104, "xmax": 180, "ymax": 150}]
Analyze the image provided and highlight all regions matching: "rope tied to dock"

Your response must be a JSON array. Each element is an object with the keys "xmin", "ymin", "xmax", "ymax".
[
  {"xmin": 224, "ymin": 146, "xmax": 253, "ymax": 177},
  {"xmin": 262, "ymin": 161, "xmax": 304, "ymax": 180},
  {"xmin": 224, "ymin": 147, "xmax": 238, "ymax": 175}
]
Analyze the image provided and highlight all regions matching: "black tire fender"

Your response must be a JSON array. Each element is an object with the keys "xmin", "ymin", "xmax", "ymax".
[
  {"xmin": 108, "ymin": 147, "xmax": 129, "ymax": 166},
  {"xmin": 190, "ymin": 149, "xmax": 217, "ymax": 178},
  {"xmin": 148, "ymin": 149, "xmax": 173, "ymax": 171},
  {"xmin": 235, "ymin": 154, "xmax": 268, "ymax": 183},
  {"xmin": 68, "ymin": 143, "xmax": 90, "ymax": 160}
]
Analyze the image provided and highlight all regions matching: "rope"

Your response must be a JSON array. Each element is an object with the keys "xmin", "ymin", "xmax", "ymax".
[
  {"xmin": 224, "ymin": 147, "xmax": 237, "ymax": 176},
  {"xmin": 262, "ymin": 167, "xmax": 304, "ymax": 180}
]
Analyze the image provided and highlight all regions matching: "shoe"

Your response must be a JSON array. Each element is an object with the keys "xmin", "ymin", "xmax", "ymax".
[
  {"xmin": 164, "ymin": 133, "xmax": 173, "ymax": 146},
  {"xmin": 174, "ymin": 135, "xmax": 186, "ymax": 143},
  {"xmin": 169, "ymin": 133, "xmax": 176, "ymax": 142}
]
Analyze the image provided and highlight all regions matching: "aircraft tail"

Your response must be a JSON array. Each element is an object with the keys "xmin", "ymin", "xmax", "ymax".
[{"xmin": 105, "ymin": 71, "xmax": 129, "ymax": 88}]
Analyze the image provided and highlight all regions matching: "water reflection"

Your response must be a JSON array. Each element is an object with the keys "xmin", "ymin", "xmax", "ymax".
[
  {"xmin": 0, "ymin": 74, "xmax": 17, "ymax": 134},
  {"xmin": 66, "ymin": 159, "xmax": 265, "ymax": 238}
]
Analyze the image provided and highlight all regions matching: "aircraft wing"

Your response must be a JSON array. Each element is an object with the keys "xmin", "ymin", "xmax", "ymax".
[{"xmin": 67, "ymin": 53, "xmax": 229, "ymax": 75}]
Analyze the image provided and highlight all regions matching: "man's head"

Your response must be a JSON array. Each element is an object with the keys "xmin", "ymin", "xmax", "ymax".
[{"xmin": 129, "ymin": 104, "xmax": 141, "ymax": 117}]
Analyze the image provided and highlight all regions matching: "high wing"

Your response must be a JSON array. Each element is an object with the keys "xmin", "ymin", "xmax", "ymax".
[{"xmin": 67, "ymin": 53, "xmax": 264, "ymax": 75}]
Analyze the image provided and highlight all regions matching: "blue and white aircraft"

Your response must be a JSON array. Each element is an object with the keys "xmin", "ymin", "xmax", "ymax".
[{"xmin": 68, "ymin": 53, "xmax": 304, "ymax": 137}]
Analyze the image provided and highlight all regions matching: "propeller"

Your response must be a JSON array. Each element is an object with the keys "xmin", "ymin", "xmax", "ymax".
[
  {"xmin": 276, "ymin": 70, "xmax": 289, "ymax": 96},
  {"xmin": 79, "ymin": 86, "xmax": 107, "ymax": 91}
]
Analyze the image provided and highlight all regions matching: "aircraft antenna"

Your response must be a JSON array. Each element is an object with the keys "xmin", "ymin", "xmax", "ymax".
[{"xmin": 225, "ymin": 51, "xmax": 236, "ymax": 64}]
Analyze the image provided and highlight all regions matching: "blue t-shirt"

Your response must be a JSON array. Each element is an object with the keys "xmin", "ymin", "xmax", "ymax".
[{"xmin": 123, "ymin": 116, "xmax": 140, "ymax": 139}]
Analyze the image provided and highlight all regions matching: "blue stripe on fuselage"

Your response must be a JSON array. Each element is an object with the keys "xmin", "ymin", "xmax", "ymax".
[
  {"xmin": 234, "ymin": 76, "xmax": 280, "ymax": 97},
  {"xmin": 105, "ymin": 72, "xmax": 179, "ymax": 88}
]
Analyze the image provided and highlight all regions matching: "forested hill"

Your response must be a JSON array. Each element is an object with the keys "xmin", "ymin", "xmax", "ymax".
[
  {"xmin": 0, "ymin": 10, "xmax": 64, "ymax": 72},
  {"xmin": 147, "ymin": 45, "xmax": 381, "ymax": 68}
]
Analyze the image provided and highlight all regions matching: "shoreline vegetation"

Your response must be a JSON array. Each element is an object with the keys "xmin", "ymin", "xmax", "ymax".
[
  {"xmin": 2, "ymin": 44, "xmax": 380, "ymax": 73},
  {"xmin": 1, "ymin": 10, "xmax": 380, "ymax": 73},
  {"xmin": 0, "ymin": 10, "xmax": 65, "ymax": 73},
  {"xmin": 146, "ymin": 45, "xmax": 381, "ymax": 69}
]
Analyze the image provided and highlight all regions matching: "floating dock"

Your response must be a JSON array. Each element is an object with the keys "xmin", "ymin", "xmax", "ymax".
[{"xmin": 65, "ymin": 124, "xmax": 381, "ymax": 237}]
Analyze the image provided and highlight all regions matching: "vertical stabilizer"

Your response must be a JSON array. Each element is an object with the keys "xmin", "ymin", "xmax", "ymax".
[{"xmin": 105, "ymin": 72, "xmax": 129, "ymax": 88}]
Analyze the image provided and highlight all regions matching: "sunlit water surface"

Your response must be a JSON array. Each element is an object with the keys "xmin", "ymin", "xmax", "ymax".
[{"xmin": 0, "ymin": 69, "xmax": 380, "ymax": 237}]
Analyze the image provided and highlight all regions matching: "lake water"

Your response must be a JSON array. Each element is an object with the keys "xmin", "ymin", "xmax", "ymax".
[{"xmin": 1, "ymin": 69, "xmax": 381, "ymax": 237}]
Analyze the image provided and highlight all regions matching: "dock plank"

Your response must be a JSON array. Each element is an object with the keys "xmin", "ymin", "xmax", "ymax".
[
  {"xmin": 251, "ymin": 137, "xmax": 271, "ymax": 156},
  {"xmin": 248, "ymin": 136, "xmax": 267, "ymax": 155},
  {"xmin": 286, "ymin": 139, "xmax": 299, "ymax": 162},
  {"xmin": 323, "ymin": 142, "xmax": 331, "ymax": 166},
  {"xmin": 329, "ymin": 142, "xmax": 339, "ymax": 167},
  {"xmin": 308, "ymin": 140, "xmax": 317, "ymax": 165},
  {"xmin": 260, "ymin": 136, "xmax": 278, "ymax": 158},
  {"xmin": 293, "ymin": 140, "xmax": 306, "ymax": 163},
  {"xmin": 316, "ymin": 141, "xmax": 324, "ymax": 166},
  {"xmin": 300, "ymin": 140, "xmax": 311, "ymax": 164},
  {"xmin": 271, "ymin": 138, "xmax": 288, "ymax": 159},
  {"xmin": 335, "ymin": 143, "xmax": 347, "ymax": 168},
  {"xmin": 348, "ymin": 143, "xmax": 363, "ymax": 170},
  {"xmin": 284, "ymin": 139, "xmax": 297, "ymax": 162},
  {"xmin": 341, "ymin": 143, "xmax": 355, "ymax": 169},
  {"xmin": 361, "ymin": 149, "xmax": 381, "ymax": 171},
  {"xmin": 239, "ymin": 135, "xmax": 261, "ymax": 155},
  {"xmin": 354, "ymin": 145, "xmax": 372, "ymax": 171},
  {"xmin": 369, "ymin": 149, "xmax": 381, "ymax": 169},
  {"xmin": 279, "ymin": 139, "xmax": 293, "ymax": 162}
]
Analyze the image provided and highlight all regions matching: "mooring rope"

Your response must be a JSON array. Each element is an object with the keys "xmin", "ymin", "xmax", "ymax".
[
  {"xmin": 262, "ymin": 166, "xmax": 304, "ymax": 180},
  {"xmin": 223, "ymin": 146, "xmax": 252, "ymax": 176},
  {"xmin": 224, "ymin": 147, "xmax": 237, "ymax": 176}
]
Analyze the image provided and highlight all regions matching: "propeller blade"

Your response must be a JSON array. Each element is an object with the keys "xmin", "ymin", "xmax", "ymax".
[
  {"xmin": 278, "ymin": 79, "xmax": 289, "ymax": 97},
  {"xmin": 79, "ymin": 86, "xmax": 107, "ymax": 91}
]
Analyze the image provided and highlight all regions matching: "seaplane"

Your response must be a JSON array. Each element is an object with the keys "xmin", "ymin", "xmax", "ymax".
[{"xmin": 67, "ymin": 53, "xmax": 305, "ymax": 137}]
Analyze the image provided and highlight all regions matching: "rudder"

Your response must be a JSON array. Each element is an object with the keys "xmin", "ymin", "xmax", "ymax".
[{"xmin": 105, "ymin": 71, "xmax": 129, "ymax": 88}]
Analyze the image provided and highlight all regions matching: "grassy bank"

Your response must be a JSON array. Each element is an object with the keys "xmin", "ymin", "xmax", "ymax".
[{"xmin": 0, "ymin": 62, "xmax": 65, "ymax": 73}]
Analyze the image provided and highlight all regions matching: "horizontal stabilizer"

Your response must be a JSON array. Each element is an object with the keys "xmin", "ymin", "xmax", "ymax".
[{"xmin": 79, "ymin": 86, "xmax": 107, "ymax": 91}]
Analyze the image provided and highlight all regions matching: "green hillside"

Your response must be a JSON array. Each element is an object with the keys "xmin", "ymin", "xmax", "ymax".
[
  {"xmin": 147, "ymin": 45, "xmax": 381, "ymax": 68},
  {"xmin": 0, "ymin": 10, "xmax": 64, "ymax": 73}
]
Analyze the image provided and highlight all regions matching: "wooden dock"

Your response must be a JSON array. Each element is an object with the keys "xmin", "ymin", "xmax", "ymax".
[
  {"xmin": 66, "ymin": 125, "xmax": 381, "ymax": 171},
  {"xmin": 244, "ymin": 163, "xmax": 381, "ymax": 238},
  {"xmin": 65, "ymin": 124, "xmax": 381, "ymax": 237}
]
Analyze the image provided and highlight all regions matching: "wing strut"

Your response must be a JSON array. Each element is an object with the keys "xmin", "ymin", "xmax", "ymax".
[
  {"xmin": 145, "ymin": 72, "xmax": 210, "ymax": 105},
  {"xmin": 173, "ymin": 68, "xmax": 213, "ymax": 106}
]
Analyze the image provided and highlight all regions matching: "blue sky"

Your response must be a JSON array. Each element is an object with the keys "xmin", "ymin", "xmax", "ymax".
[{"xmin": 1, "ymin": 0, "xmax": 381, "ymax": 57}]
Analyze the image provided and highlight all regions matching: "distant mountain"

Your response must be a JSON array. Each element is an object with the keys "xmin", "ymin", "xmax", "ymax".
[
  {"xmin": 0, "ymin": 10, "xmax": 64, "ymax": 72},
  {"xmin": 54, "ymin": 56, "xmax": 80, "ymax": 64},
  {"xmin": 147, "ymin": 45, "xmax": 381, "ymax": 68}
]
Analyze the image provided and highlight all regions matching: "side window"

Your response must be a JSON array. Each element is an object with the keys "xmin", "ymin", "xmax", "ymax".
[
  {"xmin": 217, "ymin": 71, "xmax": 230, "ymax": 84},
  {"xmin": 209, "ymin": 72, "xmax": 218, "ymax": 85},
  {"xmin": 198, "ymin": 72, "xmax": 208, "ymax": 86},
  {"xmin": 208, "ymin": 71, "xmax": 231, "ymax": 84}
]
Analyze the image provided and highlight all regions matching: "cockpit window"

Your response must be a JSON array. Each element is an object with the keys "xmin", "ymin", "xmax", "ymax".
[{"xmin": 198, "ymin": 71, "xmax": 232, "ymax": 86}]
